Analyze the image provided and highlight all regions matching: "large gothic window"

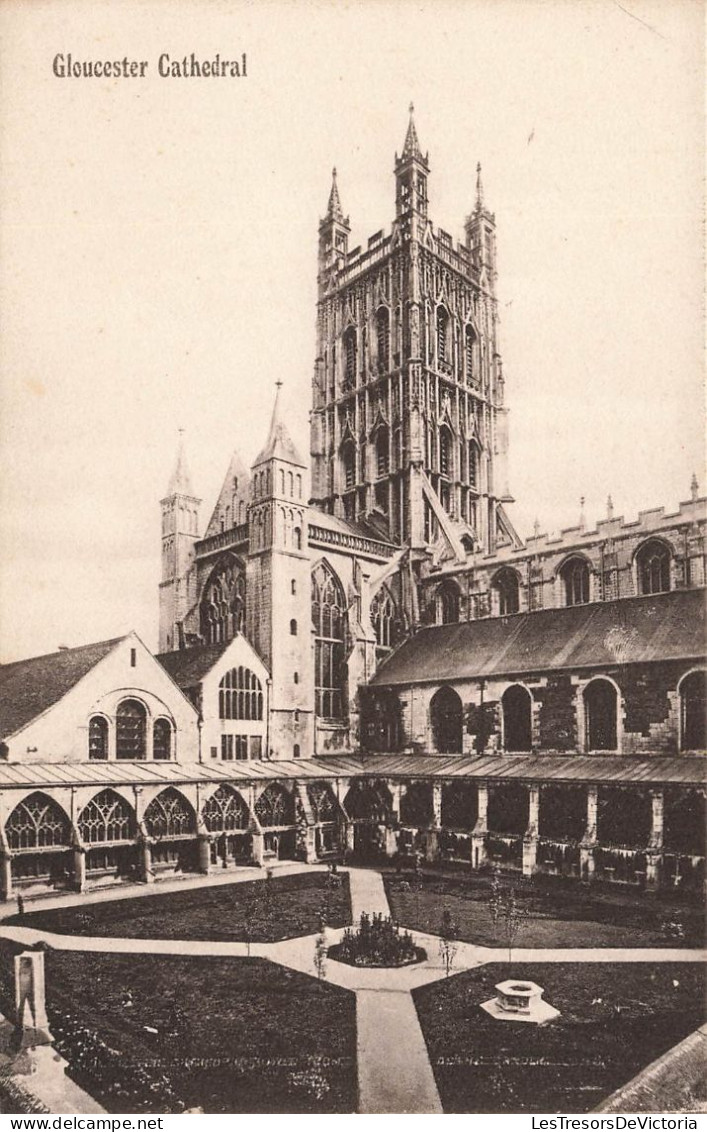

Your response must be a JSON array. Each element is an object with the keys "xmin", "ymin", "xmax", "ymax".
[
  {"xmin": 370, "ymin": 584, "xmax": 404, "ymax": 652},
  {"xmin": 200, "ymin": 557, "xmax": 246, "ymax": 644},
  {"xmin": 636, "ymin": 539, "xmax": 671, "ymax": 595},
  {"xmin": 465, "ymin": 324, "xmax": 478, "ymax": 384},
  {"xmin": 116, "ymin": 699, "xmax": 147, "ymax": 760},
  {"xmin": 561, "ymin": 556, "xmax": 590, "ymax": 607},
  {"xmin": 376, "ymin": 427, "xmax": 389, "ymax": 478},
  {"xmin": 438, "ymin": 580, "xmax": 461, "ymax": 624},
  {"xmin": 144, "ymin": 789, "xmax": 195, "ymax": 839},
  {"xmin": 376, "ymin": 307, "xmax": 390, "ymax": 372},
  {"xmin": 78, "ymin": 790, "xmax": 136, "ymax": 844},
  {"xmin": 343, "ymin": 328, "xmax": 357, "ymax": 389},
  {"xmin": 202, "ymin": 785, "xmax": 250, "ymax": 833},
  {"xmin": 6, "ymin": 793, "xmax": 71, "ymax": 850},
  {"xmin": 312, "ymin": 561, "xmax": 348, "ymax": 719},
  {"xmin": 255, "ymin": 783, "xmax": 295, "ymax": 827},
  {"xmin": 219, "ymin": 667, "xmax": 264, "ymax": 721},
  {"xmin": 88, "ymin": 715, "xmax": 108, "ymax": 760},
  {"xmin": 493, "ymin": 568, "xmax": 520, "ymax": 615}
]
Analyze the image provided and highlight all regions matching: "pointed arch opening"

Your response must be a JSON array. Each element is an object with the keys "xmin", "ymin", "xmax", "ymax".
[
  {"xmin": 492, "ymin": 567, "xmax": 520, "ymax": 616},
  {"xmin": 437, "ymin": 579, "xmax": 461, "ymax": 624},
  {"xmin": 6, "ymin": 792, "xmax": 73, "ymax": 889},
  {"xmin": 584, "ymin": 678, "xmax": 618, "ymax": 751},
  {"xmin": 560, "ymin": 556, "xmax": 590, "ymax": 607},
  {"xmin": 370, "ymin": 583, "xmax": 405, "ymax": 655},
  {"xmin": 79, "ymin": 789, "xmax": 138, "ymax": 880},
  {"xmin": 375, "ymin": 426, "xmax": 390, "ymax": 478},
  {"xmin": 144, "ymin": 788, "xmax": 196, "ymax": 840},
  {"xmin": 436, "ymin": 306, "xmax": 450, "ymax": 367},
  {"xmin": 116, "ymin": 699, "xmax": 147, "ymax": 760},
  {"xmin": 502, "ymin": 684, "xmax": 533, "ymax": 751},
  {"xmin": 200, "ymin": 555, "xmax": 246, "ymax": 644},
  {"xmin": 312, "ymin": 561, "xmax": 348, "ymax": 720},
  {"xmin": 680, "ymin": 669, "xmax": 706, "ymax": 751},
  {"xmin": 430, "ymin": 685, "xmax": 464, "ymax": 753},
  {"xmin": 636, "ymin": 538, "xmax": 671, "ymax": 595},
  {"xmin": 376, "ymin": 307, "xmax": 390, "ymax": 373}
]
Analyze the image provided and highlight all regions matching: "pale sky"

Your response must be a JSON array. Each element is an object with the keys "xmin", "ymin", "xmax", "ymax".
[{"xmin": 0, "ymin": 0, "xmax": 704, "ymax": 663}]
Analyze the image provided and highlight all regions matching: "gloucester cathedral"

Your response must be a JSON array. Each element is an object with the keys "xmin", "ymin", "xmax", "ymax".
[{"xmin": 0, "ymin": 110, "xmax": 704, "ymax": 900}]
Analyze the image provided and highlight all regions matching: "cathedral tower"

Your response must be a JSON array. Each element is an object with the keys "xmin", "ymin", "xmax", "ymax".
[
  {"xmin": 310, "ymin": 108, "xmax": 516, "ymax": 558},
  {"xmin": 247, "ymin": 384, "xmax": 312, "ymax": 759},
  {"xmin": 159, "ymin": 434, "xmax": 202, "ymax": 652}
]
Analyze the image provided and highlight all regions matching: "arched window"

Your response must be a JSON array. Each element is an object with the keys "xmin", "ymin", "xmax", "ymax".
[
  {"xmin": 376, "ymin": 427, "xmax": 389, "ymax": 478},
  {"xmin": 78, "ymin": 790, "xmax": 135, "ymax": 844},
  {"xmin": 680, "ymin": 670, "xmax": 706, "ymax": 751},
  {"xmin": 436, "ymin": 307, "xmax": 450, "ymax": 365},
  {"xmin": 219, "ymin": 667, "xmax": 264, "ymax": 720},
  {"xmin": 116, "ymin": 699, "xmax": 147, "ymax": 760},
  {"xmin": 294, "ymin": 526, "xmax": 302, "ymax": 551},
  {"xmin": 370, "ymin": 584, "xmax": 404, "ymax": 652},
  {"xmin": 291, "ymin": 579, "xmax": 297, "ymax": 595},
  {"xmin": 438, "ymin": 580, "xmax": 460, "ymax": 624},
  {"xmin": 202, "ymin": 785, "xmax": 249, "ymax": 833},
  {"xmin": 290, "ymin": 619, "xmax": 298, "ymax": 635},
  {"xmin": 636, "ymin": 539, "xmax": 671, "ymax": 595},
  {"xmin": 255, "ymin": 783, "xmax": 295, "ymax": 827},
  {"xmin": 430, "ymin": 686, "xmax": 464, "ymax": 753},
  {"xmin": 312, "ymin": 561, "xmax": 348, "ymax": 719},
  {"xmin": 343, "ymin": 780, "xmax": 392, "ymax": 822},
  {"xmin": 343, "ymin": 327, "xmax": 357, "ymax": 388},
  {"xmin": 465, "ymin": 324, "xmax": 478, "ymax": 383},
  {"xmin": 144, "ymin": 789, "xmax": 195, "ymax": 839},
  {"xmin": 152, "ymin": 718, "xmax": 172, "ymax": 760},
  {"xmin": 376, "ymin": 307, "xmax": 390, "ymax": 372},
  {"xmin": 288, "ymin": 471, "xmax": 294, "ymax": 497},
  {"xmin": 502, "ymin": 685, "xmax": 533, "ymax": 751},
  {"xmin": 200, "ymin": 557, "xmax": 246, "ymax": 644},
  {"xmin": 342, "ymin": 443, "xmax": 356, "ymax": 490},
  {"xmin": 561, "ymin": 556, "xmax": 590, "ymax": 607},
  {"xmin": 400, "ymin": 782, "xmax": 434, "ymax": 827},
  {"xmin": 88, "ymin": 715, "xmax": 108, "ymax": 760},
  {"xmin": 584, "ymin": 679, "xmax": 618, "ymax": 751},
  {"xmin": 439, "ymin": 428, "xmax": 452, "ymax": 478},
  {"xmin": 6, "ymin": 793, "xmax": 71, "ymax": 850},
  {"xmin": 493, "ymin": 568, "xmax": 520, "ymax": 615}
]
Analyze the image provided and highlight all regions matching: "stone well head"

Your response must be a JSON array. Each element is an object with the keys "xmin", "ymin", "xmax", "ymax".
[{"xmin": 495, "ymin": 980, "xmax": 544, "ymax": 1014}]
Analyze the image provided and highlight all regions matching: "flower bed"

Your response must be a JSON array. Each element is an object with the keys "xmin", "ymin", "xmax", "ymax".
[{"xmin": 328, "ymin": 913, "xmax": 426, "ymax": 968}]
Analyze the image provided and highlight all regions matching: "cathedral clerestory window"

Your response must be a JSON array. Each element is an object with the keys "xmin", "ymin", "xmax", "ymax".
[
  {"xmin": 200, "ymin": 557, "xmax": 246, "ymax": 644},
  {"xmin": 312, "ymin": 561, "xmax": 348, "ymax": 719}
]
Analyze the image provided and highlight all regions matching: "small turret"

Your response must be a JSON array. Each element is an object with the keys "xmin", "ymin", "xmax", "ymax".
[
  {"xmin": 465, "ymin": 162, "xmax": 497, "ymax": 291},
  {"xmin": 318, "ymin": 168, "xmax": 351, "ymax": 292},
  {"xmin": 394, "ymin": 103, "xmax": 430, "ymax": 227},
  {"xmin": 159, "ymin": 432, "xmax": 202, "ymax": 652}
]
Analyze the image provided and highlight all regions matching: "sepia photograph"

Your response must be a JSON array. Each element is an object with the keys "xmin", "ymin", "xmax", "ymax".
[{"xmin": 0, "ymin": 0, "xmax": 704, "ymax": 1117}]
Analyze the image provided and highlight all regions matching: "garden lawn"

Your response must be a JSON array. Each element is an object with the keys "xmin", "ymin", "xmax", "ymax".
[
  {"xmin": 384, "ymin": 870, "xmax": 704, "ymax": 948},
  {"xmin": 0, "ymin": 942, "xmax": 356, "ymax": 1114},
  {"xmin": 413, "ymin": 962, "xmax": 706, "ymax": 1113},
  {"xmin": 8, "ymin": 872, "xmax": 351, "ymax": 943}
]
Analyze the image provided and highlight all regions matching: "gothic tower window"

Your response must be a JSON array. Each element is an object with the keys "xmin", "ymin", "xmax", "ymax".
[
  {"xmin": 116, "ymin": 699, "xmax": 147, "ymax": 760},
  {"xmin": 312, "ymin": 561, "xmax": 348, "ymax": 719},
  {"xmin": 200, "ymin": 557, "xmax": 246, "ymax": 644},
  {"xmin": 636, "ymin": 539, "xmax": 671, "ymax": 595},
  {"xmin": 439, "ymin": 427, "xmax": 452, "ymax": 479},
  {"xmin": 468, "ymin": 443, "xmax": 478, "ymax": 490},
  {"xmin": 560, "ymin": 556, "xmax": 590, "ymax": 606},
  {"xmin": 465, "ymin": 324, "xmax": 478, "ymax": 384},
  {"xmin": 219, "ymin": 667, "xmax": 264, "ymax": 721},
  {"xmin": 88, "ymin": 715, "xmax": 108, "ymax": 760},
  {"xmin": 436, "ymin": 307, "xmax": 450, "ymax": 366},
  {"xmin": 376, "ymin": 307, "xmax": 390, "ymax": 372},
  {"xmin": 343, "ymin": 328, "xmax": 357, "ymax": 389},
  {"xmin": 376, "ymin": 427, "xmax": 390, "ymax": 478},
  {"xmin": 152, "ymin": 718, "xmax": 173, "ymax": 761},
  {"xmin": 438, "ymin": 579, "xmax": 461, "ymax": 624},
  {"xmin": 492, "ymin": 567, "xmax": 520, "ymax": 615},
  {"xmin": 342, "ymin": 442, "xmax": 356, "ymax": 490}
]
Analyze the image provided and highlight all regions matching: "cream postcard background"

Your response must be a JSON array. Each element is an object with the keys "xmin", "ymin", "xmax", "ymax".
[{"xmin": 0, "ymin": 0, "xmax": 704, "ymax": 664}]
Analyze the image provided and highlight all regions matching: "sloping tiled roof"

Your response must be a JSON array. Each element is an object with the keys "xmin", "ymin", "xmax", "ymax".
[
  {"xmin": 371, "ymin": 589, "xmax": 706, "ymax": 686},
  {"xmin": 0, "ymin": 752, "xmax": 701, "ymax": 790},
  {"xmin": 156, "ymin": 642, "xmax": 231, "ymax": 690},
  {"xmin": 0, "ymin": 638, "xmax": 124, "ymax": 740}
]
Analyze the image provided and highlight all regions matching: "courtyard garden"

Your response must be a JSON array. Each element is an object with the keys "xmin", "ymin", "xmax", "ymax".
[
  {"xmin": 413, "ymin": 961, "xmax": 706, "ymax": 1113},
  {"xmin": 0, "ymin": 941, "xmax": 357, "ymax": 1114},
  {"xmin": 384, "ymin": 866, "xmax": 704, "ymax": 949},
  {"xmin": 7, "ymin": 871, "xmax": 351, "ymax": 943}
]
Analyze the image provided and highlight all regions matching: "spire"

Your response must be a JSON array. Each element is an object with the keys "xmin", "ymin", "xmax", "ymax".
[
  {"xmin": 475, "ymin": 162, "xmax": 485, "ymax": 210},
  {"xmin": 166, "ymin": 430, "xmax": 193, "ymax": 496},
  {"xmin": 325, "ymin": 166, "xmax": 344, "ymax": 223},
  {"xmin": 254, "ymin": 382, "xmax": 306, "ymax": 468},
  {"xmin": 691, "ymin": 472, "xmax": 699, "ymax": 501},
  {"xmin": 401, "ymin": 102, "xmax": 423, "ymax": 161}
]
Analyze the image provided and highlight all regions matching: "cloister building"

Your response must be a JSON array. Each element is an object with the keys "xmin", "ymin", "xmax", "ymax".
[{"xmin": 0, "ymin": 110, "xmax": 704, "ymax": 901}]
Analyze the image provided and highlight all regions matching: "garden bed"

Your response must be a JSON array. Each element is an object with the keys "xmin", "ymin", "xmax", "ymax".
[
  {"xmin": 384, "ymin": 868, "xmax": 704, "ymax": 948},
  {"xmin": 7, "ymin": 872, "xmax": 351, "ymax": 943},
  {"xmin": 0, "ymin": 941, "xmax": 356, "ymax": 1113},
  {"xmin": 413, "ymin": 962, "xmax": 706, "ymax": 1113}
]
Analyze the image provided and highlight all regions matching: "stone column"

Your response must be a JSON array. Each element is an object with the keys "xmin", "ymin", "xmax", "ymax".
[
  {"xmin": 72, "ymin": 847, "xmax": 86, "ymax": 893},
  {"xmin": 0, "ymin": 855, "xmax": 13, "ymax": 902},
  {"xmin": 197, "ymin": 834, "xmax": 211, "ymax": 875},
  {"xmin": 139, "ymin": 839, "xmax": 154, "ymax": 884},
  {"xmin": 522, "ymin": 785, "xmax": 540, "ymax": 877},
  {"xmin": 432, "ymin": 782, "xmax": 443, "ymax": 827},
  {"xmin": 471, "ymin": 782, "xmax": 488, "ymax": 870},
  {"xmin": 646, "ymin": 789, "xmax": 664, "ymax": 890},
  {"xmin": 580, "ymin": 785, "xmax": 598, "ymax": 882},
  {"xmin": 345, "ymin": 822, "xmax": 355, "ymax": 856},
  {"xmin": 389, "ymin": 782, "xmax": 402, "ymax": 823}
]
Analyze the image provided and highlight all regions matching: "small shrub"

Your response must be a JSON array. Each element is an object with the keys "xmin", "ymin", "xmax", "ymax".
[{"xmin": 330, "ymin": 913, "xmax": 424, "ymax": 968}]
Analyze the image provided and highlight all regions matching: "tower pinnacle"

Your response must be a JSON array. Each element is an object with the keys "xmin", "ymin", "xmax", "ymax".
[
  {"xmin": 325, "ymin": 167, "xmax": 344, "ymax": 223},
  {"xmin": 166, "ymin": 430, "xmax": 193, "ymax": 496},
  {"xmin": 401, "ymin": 102, "xmax": 424, "ymax": 162},
  {"xmin": 475, "ymin": 162, "xmax": 485, "ymax": 210}
]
